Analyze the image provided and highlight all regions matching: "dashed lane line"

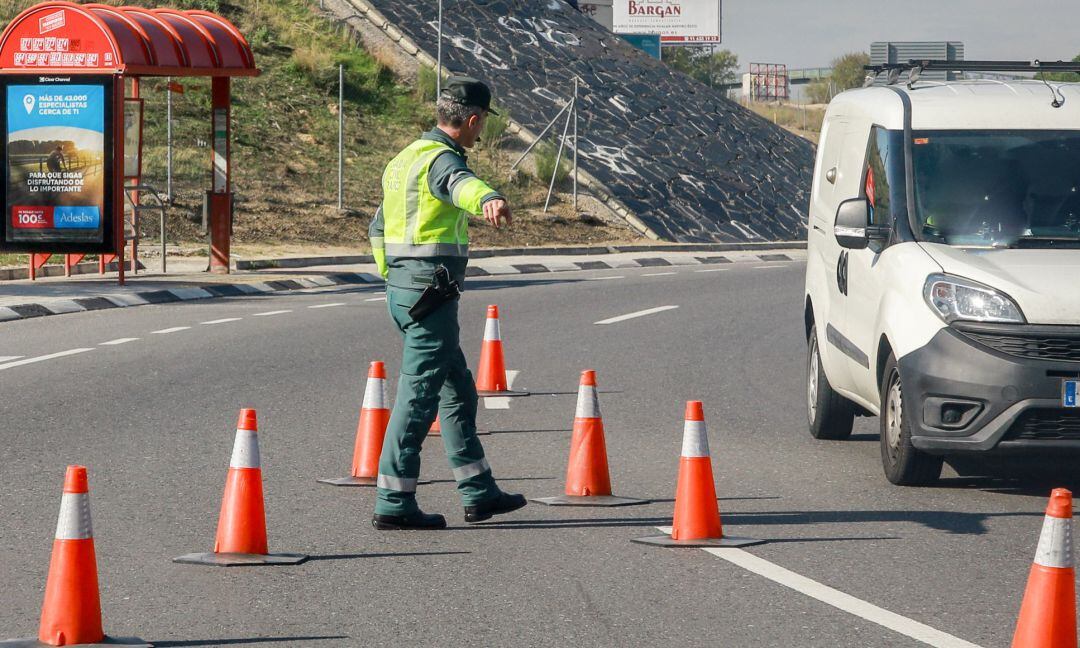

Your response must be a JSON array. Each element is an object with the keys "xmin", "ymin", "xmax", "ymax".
[
  {"xmin": 483, "ymin": 369, "xmax": 520, "ymax": 410},
  {"xmin": 595, "ymin": 305, "xmax": 679, "ymax": 325},
  {"xmin": 253, "ymin": 310, "xmax": 292, "ymax": 317},
  {"xmin": 653, "ymin": 527, "xmax": 983, "ymax": 648},
  {"xmin": 309, "ymin": 303, "xmax": 346, "ymax": 309},
  {"xmin": 100, "ymin": 338, "xmax": 140, "ymax": 346},
  {"xmin": 151, "ymin": 326, "xmax": 191, "ymax": 335},
  {"xmin": 0, "ymin": 356, "xmax": 24, "ymax": 362},
  {"xmin": 695, "ymin": 268, "xmax": 729, "ymax": 273},
  {"xmin": 0, "ymin": 348, "xmax": 94, "ymax": 371},
  {"xmin": 641, "ymin": 272, "xmax": 677, "ymax": 277},
  {"xmin": 201, "ymin": 318, "xmax": 242, "ymax": 325}
]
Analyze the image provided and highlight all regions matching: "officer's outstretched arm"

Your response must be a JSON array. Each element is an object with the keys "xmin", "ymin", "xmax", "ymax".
[{"xmin": 369, "ymin": 204, "xmax": 387, "ymax": 278}]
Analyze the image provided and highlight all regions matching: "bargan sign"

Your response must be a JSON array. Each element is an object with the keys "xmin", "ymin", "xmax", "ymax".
[{"xmin": 613, "ymin": 0, "xmax": 721, "ymax": 45}]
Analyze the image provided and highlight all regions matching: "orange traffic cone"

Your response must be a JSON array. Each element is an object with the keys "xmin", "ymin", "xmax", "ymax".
[
  {"xmin": 4, "ymin": 466, "xmax": 149, "ymax": 647},
  {"xmin": 430, "ymin": 415, "xmax": 441, "ymax": 436},
  {"xmin": 475, "ymin": 305, "xmax": 528, "ymax": 397},
  {"xmin": 633, "ymin": 402, "xmax": 762, "ymax": 548},
  {"xmin": 1011, "ymin": 488, "xmax": 1076, "ymax": 648},
  {"xmin": 174, "ymin": 409, "xmax": 306, "ymax": 566},
  {"xmin": 319, "ymin": 362, "xmax": 390, "ymax": 487},
  {"xmin": 534, "ymin": 370, "xmax": 648, "ymax": 507}
]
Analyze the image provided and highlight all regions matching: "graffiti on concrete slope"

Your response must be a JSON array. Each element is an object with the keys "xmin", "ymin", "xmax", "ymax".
[{"xmin": 387, "ymin": 0, "xmax": 814, "ymax": 242}]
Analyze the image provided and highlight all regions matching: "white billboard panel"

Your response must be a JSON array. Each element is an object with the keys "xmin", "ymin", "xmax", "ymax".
[{"xmin": 612, "ymin": 0, "xmax": 721, "ymax": 44}]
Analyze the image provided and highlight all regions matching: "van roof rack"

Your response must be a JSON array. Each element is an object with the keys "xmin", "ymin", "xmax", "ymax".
[{"xmin": 865, "ymin": 59, "xmax": 1080, "ymax": 77}]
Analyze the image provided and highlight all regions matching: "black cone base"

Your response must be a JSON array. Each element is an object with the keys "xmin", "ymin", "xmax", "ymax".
[
  {"xmin": 316, "ymin": 475, "xmax": 377, "ymax": 487},
  {"xmin": 532, "ymin": 494, "xmax": 650, "ymax": 507},
  {"xmin": 172, "ymin": 551, "xmax": 308, "ymax": 566},
  {"xmin": 631, "ymin": 534, "xmax": 764, "ymax": 548},
  {"xmin": 477, "ymin": 389, "xmax": 530, "ymax": 397},
  {"xmin": 1, "ymin": 637, "xmax": 151, "ymax": 647}
]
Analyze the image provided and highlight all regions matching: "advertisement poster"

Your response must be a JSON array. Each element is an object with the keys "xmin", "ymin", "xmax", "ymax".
[
  {"xmin": 5, "ymin": 82, "xmax": 107, "ymax": 245},
  {"xmin": 613, "ymin": 0, "xmax": 721, "ymax": 44}
]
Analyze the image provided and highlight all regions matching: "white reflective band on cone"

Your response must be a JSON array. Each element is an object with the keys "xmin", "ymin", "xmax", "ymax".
[
  {"xmin": 55, "ymin": 492, "xmax": 93, "ymax": 540},
  {"xmin": 1034, "ymin": 515, "xmax": 1074, "ymax": 569},
  {"xmin": 377, "ymin": 474, "xmax": 418, "ymax": 492},
  {"xmin": 230, "ymin": 429, "xmax": 261, "ymax": 469},
  {"xmin": 452, "ymin": 458, "xmax": 491, "ymax": 481},
  {"xmin": 484, "ymin": 317, "xmax": 501, "ymax": 341},
  {"xmin": 363, "ymin": 377, "xmax": 387, "ymax": 410},
  {"xmin": 575, "ymin": 385, "xmax": 601, "ymax": 419},
  {"xmin": 681, "ymin": 420, "xmax": 710, "ymax": 458}
]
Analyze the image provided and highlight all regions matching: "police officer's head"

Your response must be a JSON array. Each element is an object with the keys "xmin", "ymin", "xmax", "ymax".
[{"xmin": 436, "ymin": 76, "xmax": 498, "ymax": 149}]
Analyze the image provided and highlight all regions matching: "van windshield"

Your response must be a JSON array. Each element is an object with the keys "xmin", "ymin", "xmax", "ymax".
[{"xmin": 912, "ymin": 130, "xmax": 1080, "ymax": 248}]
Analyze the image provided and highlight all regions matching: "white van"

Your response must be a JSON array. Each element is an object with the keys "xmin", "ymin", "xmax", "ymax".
[{"xmin": 804, "ymin": 64, "xmax": 1080, "ymax": 485}]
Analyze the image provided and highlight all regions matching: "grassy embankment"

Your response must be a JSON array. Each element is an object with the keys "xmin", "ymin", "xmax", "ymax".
[{"xmin": 0, "ymin": 0, "xmax": 633, "ymax": 269}]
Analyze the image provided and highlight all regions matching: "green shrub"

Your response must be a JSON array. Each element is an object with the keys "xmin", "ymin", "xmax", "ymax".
[
  {"xmin": 416, "ymin": 67, "xmax": 439, "ymax": 103},
  {"xmin": 533, "ymin": 141, "xmax": 569, "ymax": 187}
]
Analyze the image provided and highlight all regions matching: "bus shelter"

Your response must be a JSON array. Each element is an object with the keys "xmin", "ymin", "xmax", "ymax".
[{"xmin": 0, "ymin": 1, "xmax": 258, "ymax": 281}]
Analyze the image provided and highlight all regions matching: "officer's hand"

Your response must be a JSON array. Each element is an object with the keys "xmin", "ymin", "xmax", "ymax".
[{"xmin": 483, "ymin": 198, "xmax": 512, "ymax": 228}]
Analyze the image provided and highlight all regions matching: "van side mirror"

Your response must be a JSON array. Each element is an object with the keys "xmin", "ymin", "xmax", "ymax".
[{"xmin": 834, "ymin": 198, "xmax": 888, "ymax": 249}]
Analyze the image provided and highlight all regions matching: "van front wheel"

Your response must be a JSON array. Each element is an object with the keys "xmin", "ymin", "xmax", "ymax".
[
  {"xmin": 879, "ymin": 353, "xmax": 943, "ymax": 485},
  {"xmin": 807, "ymin": 324, "xmax": 854, "ymax": 440}
]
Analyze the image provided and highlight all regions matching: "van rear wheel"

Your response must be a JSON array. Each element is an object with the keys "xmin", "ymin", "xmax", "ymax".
[
  {"xmin": 807, "ymin": 324, "xmax": 855, "ymax": 440},
  {"xmin": 880, "ymin": 353, "xmax": 943, "ymax": 485}
]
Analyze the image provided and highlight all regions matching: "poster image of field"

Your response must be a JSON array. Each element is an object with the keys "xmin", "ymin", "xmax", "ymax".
[{"xmin": 6, "ymin": 83, "xmax": 105, "ymax": 244}]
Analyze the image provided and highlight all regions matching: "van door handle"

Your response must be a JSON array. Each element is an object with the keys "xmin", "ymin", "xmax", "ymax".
[{"xmin": 812, "ymin": 224, "xmax": 825, "ymax": 234}]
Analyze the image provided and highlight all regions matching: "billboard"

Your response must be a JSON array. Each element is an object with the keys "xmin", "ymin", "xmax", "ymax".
[
  {"xmin": 613, "ymin": 0, "xmax": 721, "ymax": 45},
  {"xmin": 1, "ymin": 75, "xmax": 116, "ymax": 253}
]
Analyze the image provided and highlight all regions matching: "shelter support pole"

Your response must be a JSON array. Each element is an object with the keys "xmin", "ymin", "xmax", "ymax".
[
  {"xmin": 209, "ymin": 77, "xmax": 232, "ymax": 274},
  {"xmin": 129, "ymin": 77, "xmax": 139, "ymax": 275}
]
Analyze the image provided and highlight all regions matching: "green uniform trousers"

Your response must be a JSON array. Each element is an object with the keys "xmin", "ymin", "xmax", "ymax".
[{"xmin": 375, "ymin": 284, "xmax": 500, "ymax": 516}]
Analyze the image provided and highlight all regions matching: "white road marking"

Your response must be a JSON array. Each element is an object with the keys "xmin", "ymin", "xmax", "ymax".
[
  {"xmin": 595, "ymin": 305, "xmax": 679, "ymax": 325},
  {"xmin": 653, "ymin": 526, "xmax": 983, "ymax": 648},
  {"xmin": 755, "ymin": 265, "xmax": 787, "ymax": 269},
  {"xmin": 695, "ymin": 268, "xmax": 729, "ymax": 273},
  {"xmin": 0, "ymin": 348, "xmax": 93, "ymax": 372},
  {"xmin": 151, "ymin": 326, "xmax": 190, "ymax": 335},
  {"xmin": 100, "ymin": 338, "xmax": 139, "ymax": 346},
  {"xmin": 586, "ymin": 275, "xmax": 624, "ymax": 281},
  {"xmin": 0, "ymin": 356, "xmax": 24, "ymax": 363},
  {"xmin": 641, "ymin": 271, "xmax": 676, "ymax": 277},
  {"xmin": 201, "ymin": 318, "xmax": 242, "ymax": 325},
  {"xmin": 483, "ymin": 369, "xmax": 520, "ymax": 410},
  {"xmin": 253, "ymin": 310, "xmax": 292, "ymax": 317},
  {"xmin": 365, "ymin": 297, "xmax": 387, "ymax": 302},
  {"xmin": 309, "ymin": 303, "xmax": 346, "ymax": 309}
]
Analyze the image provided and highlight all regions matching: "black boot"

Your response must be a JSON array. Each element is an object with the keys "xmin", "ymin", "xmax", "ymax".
[
  {"xmin": 372, "ymin": 510, "xmax": 447, "ymax": 530},
  {"xmin": 464, "ymin": 492, "xmax": 527, "ymax": 523}
]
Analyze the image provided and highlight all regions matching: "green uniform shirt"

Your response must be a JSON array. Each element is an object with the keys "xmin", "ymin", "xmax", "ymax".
[{"xmin": 369, "ymin": 128, "xmax": 502, "ymax": 289}]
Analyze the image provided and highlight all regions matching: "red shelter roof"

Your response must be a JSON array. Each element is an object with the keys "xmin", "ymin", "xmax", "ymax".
[{"xmin": 0, "ymin": 2, "xmax": 257, "ymax": 77}]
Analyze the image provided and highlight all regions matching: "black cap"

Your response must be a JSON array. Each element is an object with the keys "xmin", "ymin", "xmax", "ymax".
[{"xmin": 441, "ymin": 76, "xmax": 498, "ymax": 115}]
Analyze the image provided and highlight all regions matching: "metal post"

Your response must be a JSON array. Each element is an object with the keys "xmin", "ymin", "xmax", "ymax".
[
  {"xmin": 544, "ymin": 98, "xmax": 574, "ymax": 213},
  {"xmin": 338, "ymin": 63, "xmax": 344, "ymax": 211},
  {"xmin": 436, "ymin": 0, "xmax": 443, "ymax": 98},
  {"xmin": 572, "ymin": 77, "xmax": 578, "ymax": 212},
  {"xmin": 509, "ymin": 100, "xmax": 573, "ymax": 173},
  {"xmin": 166, "ymin": 77, "xmax": 173, "ymax": 202}
]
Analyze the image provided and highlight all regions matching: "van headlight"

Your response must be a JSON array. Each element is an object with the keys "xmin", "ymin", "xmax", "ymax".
[{"xmin": 923, "ymin": 274, "xmax": 1025, "ymax": 324}]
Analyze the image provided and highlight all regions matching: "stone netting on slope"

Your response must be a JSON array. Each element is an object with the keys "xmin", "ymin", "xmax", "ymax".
[{"xmin": 363, "ymin": 0, "xmax": 815, "ymax": 243}]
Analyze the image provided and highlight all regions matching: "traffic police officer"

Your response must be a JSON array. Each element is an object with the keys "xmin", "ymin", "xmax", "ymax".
[{"xmin": 368, "ymin": 76, "xmax": 527, "ymax": 529}]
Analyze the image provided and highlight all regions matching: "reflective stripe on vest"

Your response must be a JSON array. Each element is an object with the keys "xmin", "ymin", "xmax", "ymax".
[{"xmin": 381, "ymin": 140, "xmax": 469, "ymax": 257}]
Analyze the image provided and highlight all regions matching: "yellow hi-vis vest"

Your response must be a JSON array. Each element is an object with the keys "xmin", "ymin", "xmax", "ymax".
[{"xmin": 373, "ymin": 139, "xmax": 497, "ymax": 275}]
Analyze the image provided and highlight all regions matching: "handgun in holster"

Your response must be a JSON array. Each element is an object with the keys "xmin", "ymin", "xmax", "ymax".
[{"xmin": 408, "ymin": 265, "xmax": 461, "ymax": 322}]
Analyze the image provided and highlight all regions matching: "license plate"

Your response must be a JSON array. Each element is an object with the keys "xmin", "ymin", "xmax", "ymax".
[{"xmin": 1065, "ymin": 381, "xmax": 1080, "ymax": 408}]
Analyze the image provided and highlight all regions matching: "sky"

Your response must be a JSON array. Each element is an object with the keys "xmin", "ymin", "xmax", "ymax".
[{"xmin": 720, "ymin": 0, "xmax": 1080, "ymax": 70}]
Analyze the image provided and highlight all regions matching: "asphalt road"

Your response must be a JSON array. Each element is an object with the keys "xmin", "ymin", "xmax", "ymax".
[{"xmin": 0, "ymin": 260, "xmax": 1070, "ymax": 647}]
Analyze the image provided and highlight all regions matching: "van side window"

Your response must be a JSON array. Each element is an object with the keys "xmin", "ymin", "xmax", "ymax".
[{"xmin": 864, "ymin": 127, "xmax": 892, "ymax": 227}]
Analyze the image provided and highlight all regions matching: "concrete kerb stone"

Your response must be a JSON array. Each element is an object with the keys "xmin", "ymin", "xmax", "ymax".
[
  {"xmin": 0, "ymin": 306, "xmax": 20, "ymax": 321},
  {"xmin": 168, "ymin": 287, "xmax": 214, "ymax": 301}
]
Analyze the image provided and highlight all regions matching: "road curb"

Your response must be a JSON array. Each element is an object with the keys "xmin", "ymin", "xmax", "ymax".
[
  {"xmin": 1, "ymin": 249, "xmax": 803, "ymax": 324},
  {"xmin": 236, "ymin": 241, "xmax": 806, "ymax": 271}
]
